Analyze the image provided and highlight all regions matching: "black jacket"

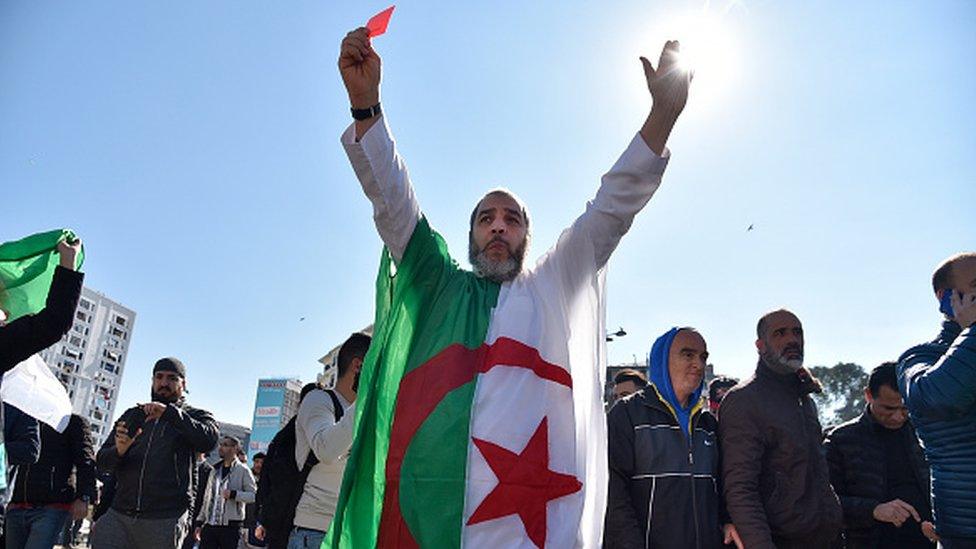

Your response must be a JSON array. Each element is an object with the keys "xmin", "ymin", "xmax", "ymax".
[
  {"xmin": 823, "ymin": 407, "xmax": 931, "ymax": 548},
  {"xmin": 11, "ymin": 414, "xmax": 96, "ymax": 505},
  {"xmin": 96, "ymin": 399, "xmax": 218, "ymax": 518},
  {"xmin": 605, "ymin": 385, "xmax": 723, "ymax": 549},
  {"xmin": 719, "ymin": 361, "xmax": 843, "ymax": 549},
  {"xmin": 2, "ymin": 403, "xmax": 40, "ymax": 468}
]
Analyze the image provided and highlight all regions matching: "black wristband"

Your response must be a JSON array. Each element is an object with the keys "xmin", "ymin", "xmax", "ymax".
[{"xmin": 351, "ymin": 103, "xmax": 382, "ymax": 121}]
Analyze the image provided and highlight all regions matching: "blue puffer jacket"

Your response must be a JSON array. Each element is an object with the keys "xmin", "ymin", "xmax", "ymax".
[{"xmin": 897, "ymin": 320, "xmax": 976, "ymax": 539}]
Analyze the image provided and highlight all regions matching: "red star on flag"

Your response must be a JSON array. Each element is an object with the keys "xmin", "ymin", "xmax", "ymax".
[{"xmin": 467, "ymin": 417, "xmax": 582, "ymax": 548}]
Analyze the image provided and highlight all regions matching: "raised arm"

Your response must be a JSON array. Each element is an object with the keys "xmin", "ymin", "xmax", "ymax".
[
  {"xmin": 338, "ymin": 27, "xmax": 420, "ymax": 262},
  {"xmin": 542, "ymin": 42, "xmax": 690, "ymax": 285},
  {"xmin": 0, "ymin": 239, "xmax": 84, "ymax": 372}
]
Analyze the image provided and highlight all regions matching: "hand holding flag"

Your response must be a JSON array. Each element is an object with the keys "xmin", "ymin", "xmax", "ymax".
[{"xmin": 57, "ymin": 238, "xmax": 83, "ymax": 271}]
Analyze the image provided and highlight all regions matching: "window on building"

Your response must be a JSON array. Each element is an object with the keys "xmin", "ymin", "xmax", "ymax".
[
  {"xmin": 75, "ymin": 311, "xmax": 86, "ymax": 321},
  {"xmin": 114, "ymin": 316, "xmax": 126, "ymax": 327},
  {"xmin": 80, "ymin": 300, "xmax": 92, "ymax": 311}
]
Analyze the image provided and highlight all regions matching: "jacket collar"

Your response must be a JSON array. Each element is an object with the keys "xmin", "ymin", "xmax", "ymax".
[
  {"xmin": 935, "ymin": 319, "xmax": 962, "ymax": 346},
  {"xmin": 638, "ymin": 384, "xmax": 706, "ymax": 425},
  {"xmin": 755, "ymin": 360, "xmax": 820, "ymax": 396}
]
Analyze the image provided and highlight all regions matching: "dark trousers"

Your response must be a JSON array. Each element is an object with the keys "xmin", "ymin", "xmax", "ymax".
[
  {"xmin": 4, "ymin": 507, "xmax": 70, "ymax": 549},
  {"xmin": 200, "ymin": 524, "xmax": 241, "ymax": 549}
]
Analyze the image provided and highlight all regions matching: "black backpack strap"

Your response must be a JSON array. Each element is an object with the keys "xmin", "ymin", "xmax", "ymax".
[
  {"xmin": 324, "ymin": 389, "xmax": 344, "ymax": 423},
  {"xmin": 299, "ymin": 389, "xmax": 346, "ymax": 475}
]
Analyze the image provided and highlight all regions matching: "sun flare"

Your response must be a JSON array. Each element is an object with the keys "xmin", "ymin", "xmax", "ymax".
[{"xmin": 639, "ymin": 4, "xmax": 742, "ymax": 110}]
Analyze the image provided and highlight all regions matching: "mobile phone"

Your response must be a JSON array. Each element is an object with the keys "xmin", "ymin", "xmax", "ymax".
[
  {"xmin": 118, "ymin": 407, "xmax": 147, "ymax": 435},
  {"xmin": 940, "ymin": 290, "xmax": 955, "ymax": 317}
]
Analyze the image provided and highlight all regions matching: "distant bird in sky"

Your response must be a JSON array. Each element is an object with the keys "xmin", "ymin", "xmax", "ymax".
[
  {"xmin": 747, "ymin": 224, "xmax": 754, "ymax": 231},
  {"xmin": 299, "ymin": 317, "xmax": 306, "ymax": 322}
]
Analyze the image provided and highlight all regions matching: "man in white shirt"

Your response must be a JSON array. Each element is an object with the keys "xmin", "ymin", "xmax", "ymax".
[
  {"xmin": 329, "ymin": 26, "xmax": 692, "ymax": 548},
  {"xmin": 289, "ymin": 333, "xmax": 369, "ymax": 548}
]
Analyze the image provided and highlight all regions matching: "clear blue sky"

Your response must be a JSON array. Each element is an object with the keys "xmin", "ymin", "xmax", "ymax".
[{"xmin": 3, "ymin": 1, "xmax": 974, "ymax": 427}]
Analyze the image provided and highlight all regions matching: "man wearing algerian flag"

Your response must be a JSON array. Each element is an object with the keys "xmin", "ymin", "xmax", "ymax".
[{"xmin": 327, "ymin": 26, "xmax": 691, "ymax": 549}]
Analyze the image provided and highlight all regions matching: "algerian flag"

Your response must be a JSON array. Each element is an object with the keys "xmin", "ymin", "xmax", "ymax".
[
  {"xmin": 0, "ymin": 229, "xmax": 84, "ymax": 322},
  {"xmin": 327, "ymin": 214, "xmax": 609, "ymax": 548}
]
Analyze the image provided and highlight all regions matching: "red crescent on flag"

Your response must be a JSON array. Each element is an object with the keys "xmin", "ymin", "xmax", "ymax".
[{"xmin": 376, "ymin": 337, "xmax": 572, "ymax": 547}]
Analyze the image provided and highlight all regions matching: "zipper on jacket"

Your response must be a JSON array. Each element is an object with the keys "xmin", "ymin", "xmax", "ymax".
[
  {"xmin": 136, "ymin": 419, "xmax": 160, "ymax": 512},
  {"xmin": 645, "ymin": 477, "xmax": 657, "ymax": 548}
]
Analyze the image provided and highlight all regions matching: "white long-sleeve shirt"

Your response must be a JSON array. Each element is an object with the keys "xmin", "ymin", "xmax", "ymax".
[
  {"xmin": 340, "ymin": 114, "xmax": 669, "ymax": 547},
  {"xmin": 292, "ymin": 389, "xmax": 354, "ymax": 531}
]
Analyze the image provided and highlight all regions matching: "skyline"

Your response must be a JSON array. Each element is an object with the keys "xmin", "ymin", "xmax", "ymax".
[{"xmin": 3, "ymin": 1, "xmax": 974, "ymax": 426}]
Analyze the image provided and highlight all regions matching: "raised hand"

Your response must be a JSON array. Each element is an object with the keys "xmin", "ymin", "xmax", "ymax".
[
  {"xmin": 57, "ymin": 238, "xmax": 82, "ymax": 271},
  {"xmin": 339, "ymin": 27, "xmax": 381, "ymax": 109},
  {"xmin": 641, "ymin": 40, "xmax": 691, "ymax": 118},
  {"xmin": 639, "ymin": 41, "xmax": 692, "ymax": 155}
]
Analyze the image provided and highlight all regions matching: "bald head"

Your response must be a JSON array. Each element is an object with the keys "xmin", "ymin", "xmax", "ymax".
[
  {"xmin": 756, "ymin": 309, "xmax": 799, "ymax": 339},
  {"xmin": 932, "ymin": 252, "xmax": 976, "ymax": 296}
]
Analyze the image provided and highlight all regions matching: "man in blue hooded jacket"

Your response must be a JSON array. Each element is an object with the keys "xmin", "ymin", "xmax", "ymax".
[{"xmin": 605, "ymin": 327, "xmax": 741, "ymax": 549}]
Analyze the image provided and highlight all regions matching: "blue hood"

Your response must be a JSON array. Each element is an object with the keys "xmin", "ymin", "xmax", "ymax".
[{"xmin": 648, "ymin": 327, "xmax": 705, "ymax": 438}]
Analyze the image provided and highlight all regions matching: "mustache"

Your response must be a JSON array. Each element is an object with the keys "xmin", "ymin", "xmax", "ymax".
[
  {"xmin": 783, "ymin": 344, "xmax": 803, "ymax": 355},
  {"xmin": 482, "ymin": 236, "xmax": 512, "ymax": 253}
]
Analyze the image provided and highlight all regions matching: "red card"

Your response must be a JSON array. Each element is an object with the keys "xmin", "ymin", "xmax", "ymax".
[{"xmin": 366, "ymin": 5, "xmax": 395, "ymax": 37}]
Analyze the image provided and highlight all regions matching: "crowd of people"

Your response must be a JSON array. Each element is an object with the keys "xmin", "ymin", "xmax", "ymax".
[{"xmin": 1, "ymin": 23, "xmax": 974, "ymax": 549}]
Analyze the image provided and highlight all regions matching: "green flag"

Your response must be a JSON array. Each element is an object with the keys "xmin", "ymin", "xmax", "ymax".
[
  {"xmin": 0, "ymin": 229, "xmax": 84, "ymax": 322},
  {"xmin": 326, "ymin": 217, "xmax": 500, "ymax": 548}
]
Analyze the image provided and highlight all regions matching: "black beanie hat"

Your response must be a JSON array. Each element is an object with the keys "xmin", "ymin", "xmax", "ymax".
[{"xmin": 153, "ymin": 357, "xmax": 186, "ymax": 379}]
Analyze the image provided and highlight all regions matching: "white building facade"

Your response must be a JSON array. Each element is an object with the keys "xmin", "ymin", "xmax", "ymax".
[{"xmin": 39, "ymin": 287, "xmax": 136, "ymax": 445}]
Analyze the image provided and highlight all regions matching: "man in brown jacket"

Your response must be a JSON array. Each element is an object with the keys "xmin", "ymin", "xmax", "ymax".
[{"xmin": 718, "ymin": 309, "xmax": 842, "ymax": 548}]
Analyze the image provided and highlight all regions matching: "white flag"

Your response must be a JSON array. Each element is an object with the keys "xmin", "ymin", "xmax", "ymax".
[{"xmin": 1, "ymin": 354, "xmax": 73, "ymax": 432}]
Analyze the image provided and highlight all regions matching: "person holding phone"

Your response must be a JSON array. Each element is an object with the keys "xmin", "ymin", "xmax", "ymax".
[
  {"xmin": 898, "ymin": 252, "xmax": 976, "ymax": 548},
  {"xmin": 92, "ymin": 357, "xmax": 219, "ymax": 549}
]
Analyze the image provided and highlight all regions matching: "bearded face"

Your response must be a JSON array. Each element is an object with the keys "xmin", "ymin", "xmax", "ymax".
[
  {"xmin": 468, "ymin": 190, "xmax": 530, "ymax": 283},
  {"xmin": 469, "ymin": 234, "xmax": 527, "ymax": 283},
  {"xmin": 757, "ymin": 311, "xmax": 805, "ymax": 374}
]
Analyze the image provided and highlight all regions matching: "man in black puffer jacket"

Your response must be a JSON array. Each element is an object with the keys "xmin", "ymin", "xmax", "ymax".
[
  {"xmin": 92, "ymin": 357, "xmax": 219, "ymax": 549},
  {"xmin": 605, "ymin": 327, "xmax": 740, "ymax": 549},
  {"xmin": 824, "ymin": 363, "xmax": 933, "ymax": 548},
  {"xmin": 6, "ymin": 414, "xmax": 95, "ymax": 549}
]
